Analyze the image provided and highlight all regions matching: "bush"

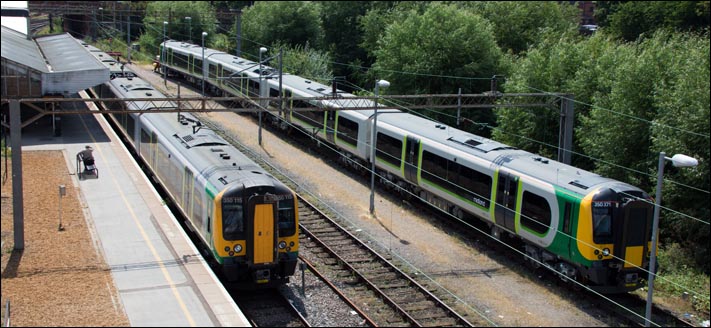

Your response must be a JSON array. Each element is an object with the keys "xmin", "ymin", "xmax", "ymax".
[{"xmin": 656, "ymin": 243, "xmax": 710, "ymax": 314}]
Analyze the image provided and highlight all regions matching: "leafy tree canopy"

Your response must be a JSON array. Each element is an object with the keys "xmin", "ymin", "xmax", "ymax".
[
  {"xmin": 240, "ymin": 1, "xmax": 324, "ymax": 60},
  {"xmin": 458, "ymin": 1, "xmax": 580, "ymax": 54},
  {"xmin": 371, "ymin": 2, "xmax": 503, "ymax": 95},
  {"xmin": 141, "ymin": 1, "xmax": 218, "ymax": 55},
  {"xmin": 601, "ymin": 1, "xmax": 710, "ymax": 41}
]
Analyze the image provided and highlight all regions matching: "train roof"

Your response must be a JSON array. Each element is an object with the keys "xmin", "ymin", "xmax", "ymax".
[
  {"xmin": 265, "ymin": 68, "xmax": 617, "ymax": 195},
  {"xmin": 164, "ymin": 40, "xmax": 632, "ymax": 196},
  {"xmin": 92, "ymin": 43, "xmax": 281, "ymax": 191}
]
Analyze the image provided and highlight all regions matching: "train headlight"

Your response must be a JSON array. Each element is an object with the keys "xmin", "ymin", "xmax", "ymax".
[
  {"xmin": 278, "ymin": 241, "xmax": 287, "ymax": 249},
  {"xmin": 602, "ymin": 248, "xmax": 610, "ymax": 256},
  {"xmin": 233, "ymin": 244, "xmax": 242, "ymax": 253},
  {"xmin": 224, "ymin": 246, "xmax": 231, "ymax": 252}
]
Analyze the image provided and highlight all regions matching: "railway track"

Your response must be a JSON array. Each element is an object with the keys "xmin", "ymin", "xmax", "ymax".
[
  {"xmin": 194, "ymin": 113, "xmax": 476, "ymax": 326},
  {"xmin": 297, "ymin": 195, "xmax": 474, "ymax": 327},
  {"xmin": 230, "ymin": 288, "xmax": 310, "ymax": 327}
]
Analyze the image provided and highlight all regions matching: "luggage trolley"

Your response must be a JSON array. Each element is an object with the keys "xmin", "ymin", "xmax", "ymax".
[{"xmin": 76, "ymin": 147, "xmax": 98, "ymax": 180}]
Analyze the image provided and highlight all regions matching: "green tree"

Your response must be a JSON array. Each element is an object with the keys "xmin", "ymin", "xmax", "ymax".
[
  {"xmin": 141, "ymin": 1, "xmax": 218, "ymax": 57},
  {"xmin": 372, "ymin": 3, "xmax": 502, "ymax": 95},
  {"xmin": 320, "ymin": 1, "xmax": 376, "ymax": 91},
  {"xmin": 605, "ymin": 1, "xmax": 710, "ymax": 41},
  {"xmin": 271, "ymin": 41, "xmax": 333, "ymax": 84},
  {"xmin": 650, "ymin": 31, "xmax": 710, "ymax": 271},
  {"xmin": 494, "ymin": 32, "xmax": 585, "ymax": 160},
  {"xmin": 459, "ymin": 1, "xmax": 579, "ymax": 54},
  {"xmin": 370, "ymin": 3, "xmax": 504, "ymax": 134},
  {"xmin": 239, "ymin": 1, "xmax": 323, "ymax": 60}
]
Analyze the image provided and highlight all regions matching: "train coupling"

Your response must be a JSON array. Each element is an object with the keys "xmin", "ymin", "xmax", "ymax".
[{"xmin": 254, "ymin": 269, "xmax": 271, "ymax": 284}]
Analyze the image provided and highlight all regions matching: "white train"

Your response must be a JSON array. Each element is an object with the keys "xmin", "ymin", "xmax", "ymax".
[
  {"xmin": 160, "ymin": 40, "xmax": 656, "ymax": 293},
  {"xmin": 83, "ymin": 42, "xmax": 300, "ymax": 288}
]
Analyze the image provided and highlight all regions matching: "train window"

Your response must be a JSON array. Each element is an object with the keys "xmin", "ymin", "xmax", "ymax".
[
  {"xmin": 222, "ymin": 201, "xmax": 244, "ymax": 240},
  {"xmin": 193, "ymin": 58, "xmax": 203, "ymax": 75},
  {"xmin": 592, "ymin": 202, "xmax": 613, "ymax": 244},
  {"xmin": 277, "ymin": 198, "xmax": 296, "ymax": 236},
  {"xmin": 209, "ymin": 63, "xmax": 217, "ymax": 79},
  {"xmin": 521, "ymin": 191, "xmax": 551, "ymax": 235},
  {"xmin": 293, "ymin": 100, "xmax": 324, "ymax": 128},
  {"xmin": 248, "ymin": 79, "xmax": 259, "ymax": 97},
  {"xmin": 563, "ymin": 202, "xmax": 572, "ymax": 236},
  {"xmin": 173, "ymin": 52, "xmax": 188, "ymax": 70},
  {"xmin": 457, "ymin": 165, "xmax": 492, "ymax": 209},
  {"xmin": 376, "ymin": 132, "xmax": 402, "ymax": 168},
  {"xmin": 336, "ymin": 116, "xmax": 358, "ymax": 147},
  {"xmin": 140, "ymin": 128, "xmax": 151, "ymax": 161},
  {"xmin": 269, "ymin": 88, "xmax": 280, "ymax": 108},
  {"xmin": 126, "ymin": 114, "xmax": 135, "ymax": 140},
  {"xmin": 422, "ymin": 151, "xmax": 448, "ymax": 187}
]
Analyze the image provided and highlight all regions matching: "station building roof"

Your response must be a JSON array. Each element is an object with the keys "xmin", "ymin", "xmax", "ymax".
[{"xmin": 1, "ymin": 25, "xmax": 109, "ymax": 97}]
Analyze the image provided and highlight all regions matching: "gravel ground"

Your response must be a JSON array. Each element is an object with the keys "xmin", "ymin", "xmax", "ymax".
[{"xmin": 1, "ymin": 151, "xmax": 129, "ymax": 327}]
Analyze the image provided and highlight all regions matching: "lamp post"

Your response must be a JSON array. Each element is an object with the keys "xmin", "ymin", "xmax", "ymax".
[
  {"xmin": 644, "ymin": 152, "xmax": 698, "ymax": 327},
  {"xmin": 258, "ymin": 47, "xmax": 267, "ymax": 145},
  {"xmin": 369, "ymin": 79, "xmax": 390, "ymax": 214},
  {"xmin": 185, "ymin": 17, "xmax": 191, "ymax": 42},
  {"xmin": 201, "ymin": 31, "xmax": 208, "ymax": 96},
  {"xmin": 162, "ymin": 21, "xmax": 168, "ymax": 86}
]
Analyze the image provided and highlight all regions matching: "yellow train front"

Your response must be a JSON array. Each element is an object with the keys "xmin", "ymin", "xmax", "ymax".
[{"xmin": 210, "ymin": 177, "xmax": 299, "ymax": 288}]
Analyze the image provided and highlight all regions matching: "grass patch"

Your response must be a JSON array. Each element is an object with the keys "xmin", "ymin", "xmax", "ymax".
[{"xmin": 656, "ymin": 243, "xmax": 710, "ymax": 316}]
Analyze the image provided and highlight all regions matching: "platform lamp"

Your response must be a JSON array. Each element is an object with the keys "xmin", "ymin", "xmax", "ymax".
[
  {"xmin": 201, "ymin": 31, "xmax": 208, "ymax": 96},
  {"xmin": 644, "ymin": 152, "xmax": 698, "ymax": 327},
  {"xmin": 369, "ymin": 79, "xmax": 390, "ymax": 215}
]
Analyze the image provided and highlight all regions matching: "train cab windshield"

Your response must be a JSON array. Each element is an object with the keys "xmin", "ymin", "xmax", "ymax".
[
  {"xmin": 222, "ymin": 201, "xmax": 244, "ymax": 240},
  {"xmin": 592, "ymin": 203, "xmax": 613, "ymax": 244},
  {"xmin": 277, "ymin": 198, "xmax": 296, "ymax": 236}
]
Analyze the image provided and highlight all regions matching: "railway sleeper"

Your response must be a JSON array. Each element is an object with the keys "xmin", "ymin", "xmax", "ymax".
[
  {"xmin": 348, "ymin": 258, "xmax": 376, "ymax": 264},
  {"xmin": 422, "ymin": 318, "xmax": 461, "ymax": 327},
  {"xmin": 383, "ymin": 286, "xmax": 418, "ymax": 295},
  {"xmin": 401, "ymin": 300, "xmax": 437, "ymax": 312},
  {"xmin": 411, "ymin": 309, "xmax": 450, "ymax": 321},
  {"xmin": 388, "ymin": 292, "xmax": 426, "ymax": 303},
  {"xmin": 360, "ymin": 267, "xmax": 394, "ymax": 276},
  {"xmin": 325, "ymin": 239, "xmax": 355, "ymax": 247},
  {"xmin": 307, "ymin": 227, "xmax": 340, "ymax": 234}
]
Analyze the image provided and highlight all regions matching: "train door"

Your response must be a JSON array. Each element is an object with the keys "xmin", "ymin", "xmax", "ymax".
[
  {"xmin": 183, "ymin": 168, "xmax": 193, "ymax": 212},
  {"xmin": 282, "ymin": 89, "xmax": 292, "ymax": 123},
  {"xmin": 618, "ymin": 200, "xmax": 652, "ymax": 269},
  {"xmin": 325, "ymin": 110, "xmax": 336, "ymax": 143},
  {"xmin": 495, "ymin": 171, "xmax": 519, "ymax": 232},
  {"xmin": 188, "ymin": 54, "xmax": 194, "ymax": 74},
  {"xmin": 217, "ymin": 64, "xmax": 223, "ymax": 87},
  {"xmin": 404, "ymin": 136, "xmax": 420, "ymax": 184},
  {"xmin": 247, "ymin": 195, "xmax": 277, "ymax": 265}
]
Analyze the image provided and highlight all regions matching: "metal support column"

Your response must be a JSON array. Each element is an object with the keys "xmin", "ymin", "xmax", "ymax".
[
  {"xmin": 557, "ymin": 95, "xmax": 574, "ymax": 165},
  {"xmin": 11, "ymin": 100, "xmax": 24, "ymax": 250}
]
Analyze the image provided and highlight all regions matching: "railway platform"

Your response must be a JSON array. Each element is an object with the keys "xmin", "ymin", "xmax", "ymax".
[{"xmin": 16, "ymin": 94, "xmax": 250, "ymax": 327}]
